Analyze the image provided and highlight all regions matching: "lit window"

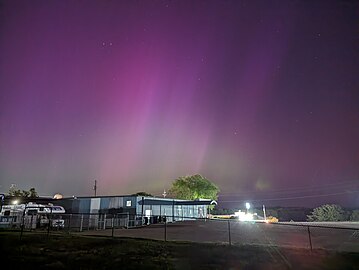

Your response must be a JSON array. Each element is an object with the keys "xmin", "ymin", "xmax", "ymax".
[{"xmin": 126, "ymin": 200, "xmax": 131, "ymax": 207}]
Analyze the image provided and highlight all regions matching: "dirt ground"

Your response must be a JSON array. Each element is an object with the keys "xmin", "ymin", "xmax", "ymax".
[
  {"xmin": 0, "ymin": 231, "xmax": 358, "ymax": 269},
  {"xmin": 76, "ymin": 220, "xmax": 359, "ymax": 253}
]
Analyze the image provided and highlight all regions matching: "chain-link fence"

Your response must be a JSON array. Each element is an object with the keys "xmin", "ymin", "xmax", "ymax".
[{"xmin": 3, "ymin": 212, "xmax": 358, "ymax": 253}]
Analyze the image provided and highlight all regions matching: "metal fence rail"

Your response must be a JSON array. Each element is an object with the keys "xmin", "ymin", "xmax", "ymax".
[{"xmin": 3, "ymin": 213, "xmax": 358, "ymax": 253}]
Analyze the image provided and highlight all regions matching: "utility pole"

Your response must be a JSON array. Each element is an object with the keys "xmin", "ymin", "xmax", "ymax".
[
  {"xmin": 263, "ymin": 204, "xmax": 267, "ymax": 221},
  {"xmin": 162, "ymin": 189, "xmax": 167, "ymax": 198},
  {"xmin": 93, "ymin": 180, "xmax": 97, "ymax": 197}
]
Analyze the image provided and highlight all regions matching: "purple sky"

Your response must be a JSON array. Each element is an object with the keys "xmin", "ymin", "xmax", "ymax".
[{"xmin": 1, "ymin": 0, "xmax": 358, "ymax": 208}]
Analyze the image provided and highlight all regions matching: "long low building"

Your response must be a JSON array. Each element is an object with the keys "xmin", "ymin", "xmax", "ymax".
[{"xmin": 53, "ymin": 195, "xmax": 217, "ymax": 225}]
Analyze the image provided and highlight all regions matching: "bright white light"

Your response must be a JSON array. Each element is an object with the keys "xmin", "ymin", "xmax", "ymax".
[
  {"xmin": 234, "ymin": 210, "xmax": 254, "ymax": 221},
  {"xmin": 12, "ymin": 200, "xmax": 18, "ymax": 205},
  {"xmin": 245, "ymin": 202, "xmax": 250, "ymax": 210}
]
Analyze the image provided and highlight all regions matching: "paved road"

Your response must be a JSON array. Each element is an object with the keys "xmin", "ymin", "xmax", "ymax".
[{"xmin": 77, "ymin": 220, "xmax": 359, "ymax": 252}]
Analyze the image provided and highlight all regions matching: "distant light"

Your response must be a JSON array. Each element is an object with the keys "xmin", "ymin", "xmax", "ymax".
[
  {"xmin": 12, "ymin": 200, "xmax": 18, "ymax": 205},
  {"xmin": 234, "ymin": 210, "xmax": 254, "ymax": 221},
  {"xmin": 245, "ymin": 202, "xmax": 250, "ymax": 210},
  {"xmin": 53, "ymin": 193, "xmax": 63, "ymax": 199}
]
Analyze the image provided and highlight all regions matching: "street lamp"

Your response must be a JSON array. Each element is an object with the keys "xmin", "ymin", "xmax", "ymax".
[{"xmin": 245, "ymin": 202, "xmax": 250, "ymax": 214}]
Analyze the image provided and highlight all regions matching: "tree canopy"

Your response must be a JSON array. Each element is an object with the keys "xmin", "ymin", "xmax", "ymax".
[
  {"xmin": 307, "ymin": 204, "xmax": 345, "ymax": 222},
  {"xmin": 168, "ymin": 174, "xmax": 219, "ymax": 200},
  {"xmin": 131, "ymin": 192, "xmax": 153, "ymax": 197},
  {"xmin": 8, "ymin": 187, "xmax": 38, "ymax": 198}
]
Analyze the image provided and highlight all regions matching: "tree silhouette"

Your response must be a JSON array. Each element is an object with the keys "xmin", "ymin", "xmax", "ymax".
[
  {"xmin": 307, "ymin": 204, "xmax": 345, "ymax": 221},
  {"xmin": 169, "ymin": 174, "xmax": 219, "ymax": 200}
]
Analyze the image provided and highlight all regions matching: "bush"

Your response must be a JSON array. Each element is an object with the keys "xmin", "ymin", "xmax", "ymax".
[
  {"xmin": 307, "ymin": 204, "xmax": 345, "ymax": 222},
  {"xmin": 350, "ymin": 210, "xmax": 359, "ymax": 221}
]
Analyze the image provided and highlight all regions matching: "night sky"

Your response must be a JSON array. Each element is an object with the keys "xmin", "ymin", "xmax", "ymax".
[{"xmin": 1, "ymin": 0, "xmax": 358, "ymax": 208}]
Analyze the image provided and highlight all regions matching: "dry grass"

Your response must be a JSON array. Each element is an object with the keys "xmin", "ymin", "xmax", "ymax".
[{"xmin": 0, "ymin": 231, "xmax": 358, "ymax": 269}]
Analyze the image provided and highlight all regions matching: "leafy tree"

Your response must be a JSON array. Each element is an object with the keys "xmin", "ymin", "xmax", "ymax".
[
  {"xmin": 350, "ymin": 210, "xmax": 359, "ymax": 221},
  {"xmin": 29, "ymin": 188, "xmax": 38, "ymax": 198},
  {"xmin": 307, "ymin": 204, "xmax": 345, "ymax": 222},
  {"xmin": 169, "ymin": 174, "xmax": 219, "ymax": 200},
  {"xmin": 8, "ymin": 187, "xmax": 39, "ymax": 198},
  {"xmin": 132, "ymin": 192, "xmax": 153, "ymax": 197}
]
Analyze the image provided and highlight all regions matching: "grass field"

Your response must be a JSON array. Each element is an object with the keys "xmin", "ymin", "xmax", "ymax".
[{"xmin": 0, "ymin": 231, "xmax": 358, "ymax": 269}]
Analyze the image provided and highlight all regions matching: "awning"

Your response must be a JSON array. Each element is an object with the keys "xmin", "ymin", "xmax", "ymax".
[{"xmin": 138, "ymin": 198, "xmax": 217, "ymax": 206}]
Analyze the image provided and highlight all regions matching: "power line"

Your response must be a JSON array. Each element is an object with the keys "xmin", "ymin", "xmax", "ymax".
[
  {"xmin": 219, "ymin": 190, "xmax": 359, "ymax": 203},
  {"xmin": 220, "ymin": 179, "xmax": 358, "ymax": 194},
  {"xmin": 219, "ymin": 180, "xmax": 359, "ymax": 196}
]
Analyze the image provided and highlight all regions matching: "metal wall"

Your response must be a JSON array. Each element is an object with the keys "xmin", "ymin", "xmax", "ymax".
[{"xmin": 54, "ymin": 196, "xmax": 209, "ymax": 224}]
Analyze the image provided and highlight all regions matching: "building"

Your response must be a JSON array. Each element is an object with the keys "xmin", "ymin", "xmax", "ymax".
[{"xmin": 53, "ymin": 195, "xmax": 217, "ymax": 226}]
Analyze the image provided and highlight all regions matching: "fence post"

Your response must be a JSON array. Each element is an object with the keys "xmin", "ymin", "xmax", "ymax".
[
  {"xmin": 228, "ymin": 220, "xmax": 231, "ymax": 246},
  {"xmin": 20, "ymin": 208, "xmax": 26, "ymax": 240},
  {"xmin": 111, "ymin": 217, "xmax": 114, "ymax": 238},
  {"xmin": 68, "ymin": 214, "xmax": 72, "ymax": 234},
  {"xmin": 47, "ymin": 209, "xmax": 52, "ymax": 238},
  {"xmin": 80, "ymin": 214, "xmax": 83, "ymax": 232},
  {"xmin": 104, "ymin": 214, "xmax": 107, "ymax": 230},
  {"xmin": 307, "ymin": 226, "xmax": 313, "ymax": 252},
  {"xmin": 164, "ymin": 215, "xmax": 167, "ymax": 242},
  {"xmin": 47, "ymin": 218, "xmax": 51, "ymax": 237}
]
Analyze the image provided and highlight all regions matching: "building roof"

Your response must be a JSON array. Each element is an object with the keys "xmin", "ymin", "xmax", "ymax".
[
  {"xmin": 138, "ymin": 198, "xmax": 217, "ymax": 206},
  {"xmin": 55, "ymin": 195, "xmax": 217, "ymax": 206}
]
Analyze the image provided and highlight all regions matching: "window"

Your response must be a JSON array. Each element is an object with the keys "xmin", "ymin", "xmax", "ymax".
[
  {"xmin": 126, "ymin": 200, "xmax": 131, "ymax": 207},
  {"xmin": 27, "ymin": 209, "xmax": 38, "ymax": 215},
  {"xmin": 145, "ymin": 209, "xmax": 152, "ymax": 217}
]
